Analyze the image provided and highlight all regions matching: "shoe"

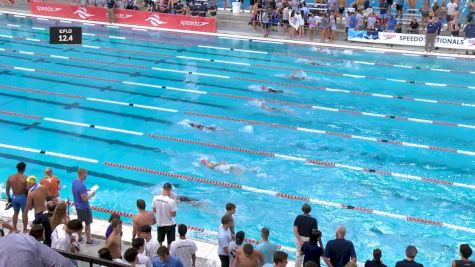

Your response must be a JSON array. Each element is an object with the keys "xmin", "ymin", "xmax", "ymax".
[
  {"xmin": 5, "ymin": 202, "xmax": 12, "ymax": 210},
  {"xmin": 86, "ymin": 240, "xmax": 95, "ymax": 245}
]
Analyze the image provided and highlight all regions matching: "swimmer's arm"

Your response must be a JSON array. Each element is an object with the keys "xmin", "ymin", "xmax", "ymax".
[{"xmin": 132, "ymin": 218, "xmax": 138, "ymax": 239}]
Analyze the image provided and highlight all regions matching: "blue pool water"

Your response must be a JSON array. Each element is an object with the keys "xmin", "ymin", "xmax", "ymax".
[{"xmin": 0, "ymin": 12, "xmax": 474, "ymax": 266}]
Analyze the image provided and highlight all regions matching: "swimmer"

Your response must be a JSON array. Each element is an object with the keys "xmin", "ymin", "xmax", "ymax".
[
  {"xmin": 309, "ymin": 61, "xmax": 323, "ymax": 66},
  {"xmin": 188, "ymin": 122, "xmax": 220, "ymax": 132},
  {"xmin": 260, "ymin": 86, "xmax": 283, "ymax": 94},
  {"xmin": 167, "ymin": 185, "xmax": 203, "ymax": 208},
  {"xmin": 201, "ymin": 159, "xmax": 244, "ymax": 175},
  {"xmin": 259, "ymin": 103, "xmax": 281, "ymax": 112},
  {"xmin": 288, "ymin": 69, "xmax": 307, "ymax": 80}
]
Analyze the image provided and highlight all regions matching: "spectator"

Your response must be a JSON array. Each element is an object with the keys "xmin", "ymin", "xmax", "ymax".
[
  {"xmin": 320, "ymin": 13, "xmax": 329, "ymax": 42},
  {"xmin": 133, "ymin": 199, "xmax": 156, "ymax": 240},
  {"xmin": 140, "ymin": 224, "xmax": 160, "ymax": 259},
  {"xmin": 218, "ymin": 214, "xmax": 233, "ymax": 267},
  {"xmin": 124, "ymin": 247, "xmax": 141, "ymax": 266},
  {"xmin": 153, "ymin": 246, "xmax": 184, "ymax": 267},
  {"xmin": 425, "ymin": 16, "xmax": 439, "ymax": 52},
  {"xmin": 107, "ymin": 0, "xmax": 115, "ymax": 23},
  {"xmin": 356, "ymin": 11, "xmax": 364, "ymax": 30},
  {"xmin": 464, "ymin": 16, "xmax": 475, "ymax": 40},
  {"xmin": 395, "ymin": 246, "xmax": 423, "ymax": 267},
  {"xmin": 50, "ymin": 202, "xmax": 69, "ymax": 232},
  {"xmin": 367, "ymin": 13, "xmax": 377, "ymax": 30},
  {"xmin": 449, "ymin": 9, "xmax": 460, "ymax": 36},
  {"xmin": 170, "ymin": 224, "xmax": 197, "ymax": 267},
  {"xmin": 379, "ymin": 1, "xmax": 388, "ymax": 24},
  {"xmin": 329, "ymin": 13, "xmax": 337, "ymax": 40},
  {"xmin": 33, "ymin": 200, "xmax": 56, "ymax": 246},
  {"xmin": 293, "ymin": 204, "xmax": 318, "ymax": 267},
  {"xmin": 301, "ymin": 229, "xmax": 323, "ymax": 267},
  {"xmin": 395, "ymin": 0, "xmax": 404, "ymax": 18},
  {"xmin": 364, "ymin": 248, "xmax": 387, "ymax": 267},
  {"xmin": 0, "ymin": 233, "xmax": 72, "ymax": 267},
  {"xmin": 133, "ymin": 237, "xmax": 152, "ymax": 267},
  {"xmin": 25, "ymin": 176, "xmax": 49, "ymax": 221},
  {"xmin": 209, "ymin": 0, "xmax": 217, "ymax": 16},
  {"xmin": 225, "ymin": 202, "xmax": 236, "ymax": 238},
  {"xmin": 6, "ymin": 162, "xmax": 28, "ymax": 233},
  {"xmin": 233, "ymin": 243, "xmax": 265, "ymax": 267},
  {"xmin": 262, "ymin": 8, "xmax": 272, "ymax": 37},
  {"xmin": 409, "ymin": 17, "xmax": 419, "ymax": 33},
  {"xmin": 72, "ymin": 168, "xmax": 95, "ymax": 244},
  {"xmin": 106, "ymin": 219, "xmax": 123, "ymax": 260},
  {"xmin": 229, "ymin": 231, "xmax": 245, "ymax": 267},
  {"xmin": 265, "ymin": 251, "xmax": 288, "ymax": 267},
  {"xmin": 338, "ymin": 0, "xmax": 346, "ymax": 23},
  {"xmin": 98, "ymin": 247, "xmax": 113, "ymax": 261},
  {"xmin": 51, "ymin": 219, "xmax": 83, "ymax": 254},
  {"xmin": 386, "ymin": 15, "xmax": 397, "ymax": 32},
  {"xmin": 452, "ymin": 244, "xmax": 475, "ymax": 267},
  {"xmin": 349, "ymin": 11, "xmax": 357, "ymax": 30},
  {"xmin": 446, "ymin": 0, "xmax": 457, "ymax": 29},
  {"xmin": 106, "ymin": 213, "xmax": 121, "ymax": 239},
  {"xmin": 322, "ymin": 226, "xmax": 357, "ymax": 267},
  {"xmin": 29, "ymin": 224, "xmax": 45, "ymax": 242},
  {"xmin": 282, "ymin": 5, "xmax": 290, "ymax": 33},
  {"xmin": 40, "ymin": 167, "xmax": 60, "ymax": 202},
  {"xmin": 153, "ymin": 182, "xmax": 177, "ymax": 247},
  {"xmin": 344, "ymin": 11, "xmax": 351, "ymax": 39},
  {"xmin": 257, "ymin": 227, "xmax": 277, "ymax": 265}
]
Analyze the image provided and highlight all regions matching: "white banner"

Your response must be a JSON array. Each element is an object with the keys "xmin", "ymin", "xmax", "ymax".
[{"xmin": 348, "ymin": 30, "xmax": 475, "ymax": 50}]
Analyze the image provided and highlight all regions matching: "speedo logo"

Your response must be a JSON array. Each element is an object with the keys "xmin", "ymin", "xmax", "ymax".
[
  {"xmin": 36, "ymin": 6, "xmax": 62, "ymax": 12},
  {"xmin": 180, "ymin": 20, "xmax": 209, "ymax": 27}
]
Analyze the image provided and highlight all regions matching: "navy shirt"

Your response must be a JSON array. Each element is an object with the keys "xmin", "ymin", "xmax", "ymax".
[
  {"xmin": 107, "ymin": 0, "xmax": 115, "ymax": 8},
  {"xmin": 293, "ymin": 215, "xmax": 318, "ymax": 237},
  {"xmin": 465, "ymin": 23, "xmax": 475, "ymax": 38},
  {"xmin": 364, "ymin": 259, "xmax": 387, "ymax": 267},
  {"xmin": 323, "ymin": 239, "xmax": 356, "ymax": 267},
  {"xmin": 153, "ymin": 256, "xmax": 184, "ymax": 267},
  {"xmin": 395, "ymin": 259, "xmax": 424, "ymax": 267},
  {"xmin": 427, "ymin": 22, "xmax": 438, "ymax": 33},
  {"xmin": 301, "ymin": 241, "xmax": 323, "ymax": 266}
]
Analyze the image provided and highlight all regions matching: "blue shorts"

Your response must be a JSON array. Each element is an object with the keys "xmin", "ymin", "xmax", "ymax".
[{"xmin": 12, "ymin": 194, "xmax": 26, "ymax": 212}]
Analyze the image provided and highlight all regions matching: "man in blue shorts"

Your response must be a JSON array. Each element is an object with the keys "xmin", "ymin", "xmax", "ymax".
[
  {"xmin": 6, "ymin": 162, "xmax": 28, "ymax": 233},
  {"xmin": 72, "ymin": 168, "xmax": 96, "ymax": 244}
]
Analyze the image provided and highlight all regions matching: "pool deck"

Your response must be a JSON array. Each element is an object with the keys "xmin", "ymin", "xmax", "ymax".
[
  {"xmin": 2, "ymin": 199, "xmax": 290, "ymax": 267},
  {"xmin": 1, "ymin": 1, "xmax": 474, "ymax": 59}
]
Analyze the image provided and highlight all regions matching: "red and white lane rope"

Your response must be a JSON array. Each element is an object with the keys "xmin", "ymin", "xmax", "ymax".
[
  {"xmin": 1, "ymin": 106, "xmax": 473, "ymax": 191},
  {"xmin": 2, "ymin": 85, "xmax": 473, "ymax": 158},
  {"xmin": 1, "ymin": 63, "xmax": 473, "ymax": 130},
  {"xmin": 103, "ymin": 161, "xmax": 475, "ymax": 234},
  {"xmin": 146, "ymin": 134, "xmax": 475, "ymax": 190},
  {"xmin": 270, "ymin": 52, "xmax": 475, "ymax": 75},
  {"xmin": 2, "ymin": 40, "xmax": 475, "ymax": 109}
]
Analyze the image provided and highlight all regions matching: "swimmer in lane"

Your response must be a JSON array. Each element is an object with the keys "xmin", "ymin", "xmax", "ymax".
[
  {"xmin": 309, "ymin": 61, "xmax": 323, "ymax": 66},
  {"xmin": 166, "ymin": 184, "xmax": 203, "ymax": 208},
  {"xmin": 187, "ymin": 122, "xmax": 220, "ymax": 132},
  {"xmin": 260, "ymin": 86, "xmax": 283, "ymax": 93},
  {"xmin": 259, "ymin": 103, "xmax": 282, "ymax": 112},
  {"xmin": 201, "ymin": 159, "xmax": 244, "ymax": 175},
  {"xmin": 288, "ymin": 69, "xmax": 307, "ymax": 80}
]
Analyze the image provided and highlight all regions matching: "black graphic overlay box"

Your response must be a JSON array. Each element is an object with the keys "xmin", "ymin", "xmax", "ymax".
[{"xmin": 50, "ymin": 27, "xmax": 82, "ymax": 44}]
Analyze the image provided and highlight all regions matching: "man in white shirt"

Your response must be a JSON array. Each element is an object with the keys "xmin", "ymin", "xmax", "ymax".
[
  {"xmin": 51, "ymin": 219, "xmax": 83, "ymax": 253},
  {"xmin": 153, "ymin": 182, "xmax": 177, "ymax": 247},
  {"xmin": 140, "ymin": 224, "xmax": 160, "ymax": 259},
  {"xmin": 218, "ymin": 214, "xmax": 233, "ymax": 267},
  {"xmin": 170, "ymin": 224, "xmax": 197, "ymax": 267},
  {"xmin": 133, "ymin": 237, "xmax": 152, "ymax": 267}
]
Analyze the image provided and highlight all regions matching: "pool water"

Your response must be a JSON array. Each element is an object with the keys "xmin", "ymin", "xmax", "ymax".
[{"xmin": 0, "ymin": 12, "xmax": 474, "ymax": 266}]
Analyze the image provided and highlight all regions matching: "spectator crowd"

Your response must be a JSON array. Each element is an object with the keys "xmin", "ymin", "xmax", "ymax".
[{"xmin": 1, "ymin": 162, "xmax": 475, "ymax": 267}]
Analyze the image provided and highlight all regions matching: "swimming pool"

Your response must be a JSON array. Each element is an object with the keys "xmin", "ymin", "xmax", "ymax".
[{"xmin": 0, "ymin": 11, "xmax": 474, "ymax": 266}]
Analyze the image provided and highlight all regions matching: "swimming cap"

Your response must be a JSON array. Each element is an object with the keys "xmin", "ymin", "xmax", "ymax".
[
  {"xmin": 26, "ymin": 176, "xmax": 37, "ymax": 184},
  {"xmin": 201, "ymin": 159, "xmax": 207, "ymax": 164}
]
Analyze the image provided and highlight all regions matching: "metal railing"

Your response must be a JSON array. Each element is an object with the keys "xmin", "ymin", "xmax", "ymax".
[{"xmin": 54, "ymin": 249, "xmax": 129, "ymax": 267}]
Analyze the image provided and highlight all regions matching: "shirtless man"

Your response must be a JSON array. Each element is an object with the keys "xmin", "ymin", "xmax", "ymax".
[
  {"xmin": 25, "ymin": 176, "xmax": 49, "ymax": 221},
  {"xmin": 233, "ymin": 244, "xmax": 264, "ymax": 267},
  {"xmin": 106, "ymin": 219, "xmax": 123, "ymax": 260},
  {"xmin": 338, "ymin": 0, "xmax": 346, "ymax": 23},
  {"xmin": 132, "ymin": 199, "xmax": 156, "ymax": 239},
  {"xmin": 6, "ymin": 162, "xmax": 28, "ymax": 232}
]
